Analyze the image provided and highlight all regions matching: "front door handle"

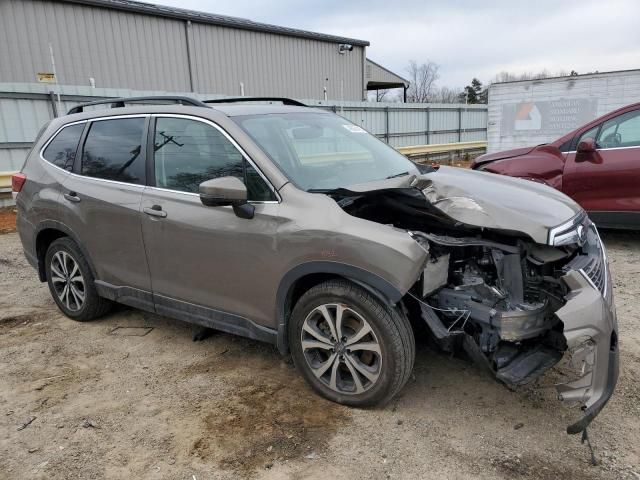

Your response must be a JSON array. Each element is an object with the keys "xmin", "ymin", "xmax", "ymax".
[
  {"xmin": 143, "ymin": 205, "xmax": 167, "ymax": 218},
  {"xmin": 64, "ymin": 192, "xmax": 81, "ymax": 203}
]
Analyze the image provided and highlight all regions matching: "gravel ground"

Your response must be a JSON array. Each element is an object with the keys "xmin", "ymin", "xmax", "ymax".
[{"xmin": 1, "ymin": 230, "xmax": 639, "ymax": 479}]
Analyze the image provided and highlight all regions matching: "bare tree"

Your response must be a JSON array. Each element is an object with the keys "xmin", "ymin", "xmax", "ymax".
[
  {"xmin": 367, "ymin": 89, "xmax": 402, "ymax": 103},
  {"xmin": 430, "ymin": 86, "xmax": 463, "ymax": 104},
  {"xmin": 491, "ymin": 69, "xmax": 570, "ymax": 84},
  {"xmin": 376, "ymin": 89, "xmax": 391, "ymax": 102},
  {"xmin": 405, "ymin": 60, "xmax": 440, "ymax": 103}
]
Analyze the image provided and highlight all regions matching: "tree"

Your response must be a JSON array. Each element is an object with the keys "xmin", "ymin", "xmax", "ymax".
[
  {"xmin": 405, "ymin": 60, "xmax": 440, "ymax": 103},
  {"xmin": 491, "ymin": 69, "xmax": 571, "ymax": 84},
  {"xmin": 460, "ymin": 85, "xmax": 477, "ymax": 104},
  {"xmin": 367, "ymin": 89, "xmax": 402, "ymax": 103},
  {"xmin": 375, "ymin": 89, "xmax": 387, "ymax": 101},
  {"xmin": 460, "ymin": 78, "xmax": 487, "ymax": 104},
  {"xmin": 430, "ymin": 86, "xmax": 464, "ymax": 104}
]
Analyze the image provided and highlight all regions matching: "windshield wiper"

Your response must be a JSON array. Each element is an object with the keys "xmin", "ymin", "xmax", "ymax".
[{"xmin": 385, "ymin": 171, "xmax": 410, "ymax": 179}]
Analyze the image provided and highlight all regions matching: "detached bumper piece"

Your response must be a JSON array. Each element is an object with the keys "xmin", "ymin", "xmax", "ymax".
[
  {"xmin": 496, "ymin": 344, "xmax": 563, "ymax": 386},
  {"xmin": 554, "ymin": 270, "xmax": 619, "ymax": 435}
]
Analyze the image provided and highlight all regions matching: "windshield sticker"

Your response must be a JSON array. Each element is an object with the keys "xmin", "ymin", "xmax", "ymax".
[{"xmin": 343, "ymin": 125, "xmax": 366, "ymax": 133}]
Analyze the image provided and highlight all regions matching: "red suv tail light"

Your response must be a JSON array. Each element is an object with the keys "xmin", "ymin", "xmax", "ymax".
[{"xmin": 11, "ymin": 173, "xmax": 27, "ymax": 193}]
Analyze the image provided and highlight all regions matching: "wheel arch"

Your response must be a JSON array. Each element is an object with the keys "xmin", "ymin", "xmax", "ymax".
[
  {"xmin": 34, "ymin": 221, "xmax": 97, "ymax": 282},
  {"xmin": 276, "ymin": 261, "xmax": 404, "ymax": 355}
]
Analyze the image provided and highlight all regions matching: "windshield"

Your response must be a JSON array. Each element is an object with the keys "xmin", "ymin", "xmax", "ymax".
[{"xmin": 233, "ymin": 112, "xmax": 418, "ymax": 191}]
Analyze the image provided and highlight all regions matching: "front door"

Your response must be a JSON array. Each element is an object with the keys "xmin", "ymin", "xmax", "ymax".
[
  {"xmin": 140, "ymin": 115, "xmax": 281, "ymax": 329},
  {"xmin": 61, "ymin": 116, "xmax": 151, "ymax": 298},
  {"xmin": 563, "ymin": 108, "xmax": 640, "ymax": 227}
]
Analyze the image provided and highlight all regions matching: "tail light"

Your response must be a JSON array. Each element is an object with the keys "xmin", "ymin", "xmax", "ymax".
[{"xmin": 11, "ymin": 173, "xmax": 27, "ymax": 193}]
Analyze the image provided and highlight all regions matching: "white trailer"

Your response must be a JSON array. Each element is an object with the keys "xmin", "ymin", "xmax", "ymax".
[{"xmin": 487, "ymin": 69, "xmax": 640, "ymax": 153}]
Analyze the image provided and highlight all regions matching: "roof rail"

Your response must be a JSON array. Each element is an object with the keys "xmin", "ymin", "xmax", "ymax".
[
  {"xmin": 204, "ymin": 97, "xmax": 307, "ymax": 107},
  {"xmin": 67, "ymin": 96, "xmax": 209, "ymax": 115}
]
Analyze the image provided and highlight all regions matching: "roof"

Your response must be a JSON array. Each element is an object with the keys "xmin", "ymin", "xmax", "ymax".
[
  {"xmin": 365, "ymin": 59, "xmax": 409, "ymax": 89},
  {"xmin": 60, "ymin": 0, "xmax": 370, "ymax": 46},
  {"xmin": 491, "ymin": 68, "xmax": 640, "ymax": 86}
]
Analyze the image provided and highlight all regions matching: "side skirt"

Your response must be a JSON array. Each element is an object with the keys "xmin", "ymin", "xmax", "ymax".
[{"xmin": 94, "ymin": 281, "xmax": 277, "ymax": 345}]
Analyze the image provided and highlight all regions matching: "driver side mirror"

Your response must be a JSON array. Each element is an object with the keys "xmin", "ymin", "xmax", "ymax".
[
  {"xmin": 199, "ymin": 177, "xmax": 255, "ymax": 219},
  {"xmin": 576, "ymin": 137, "xmax": 597, "ymax": 155}
]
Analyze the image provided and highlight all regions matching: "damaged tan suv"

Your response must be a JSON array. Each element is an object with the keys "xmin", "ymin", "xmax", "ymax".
[{"xmin": 13, "ymin": 96, "xmax": 618, "ymax": 435}]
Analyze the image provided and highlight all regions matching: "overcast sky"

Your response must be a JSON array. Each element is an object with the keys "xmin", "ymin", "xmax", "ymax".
[{"xmin": 155, "ymin": 0, "xmax": 639, "ymax": 88}]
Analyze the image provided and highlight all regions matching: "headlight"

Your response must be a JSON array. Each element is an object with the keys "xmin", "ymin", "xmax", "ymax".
[{"xmin": 548, "ymin": 212, "xmax": 588, "ymax": 246}]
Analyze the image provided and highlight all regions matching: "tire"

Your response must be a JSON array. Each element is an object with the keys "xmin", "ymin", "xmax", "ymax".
[
  {"xmin": 289, "ymin": 279, "xmax": 415, "ymax": 407},
  {"xmin": 45, "ymin": 237, "xmax": 112, "ymax": 321}
]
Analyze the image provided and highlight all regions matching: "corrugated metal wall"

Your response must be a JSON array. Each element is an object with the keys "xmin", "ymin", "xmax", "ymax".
[
  {"xmin": 190, "ymin": 24, "xmax": 364, "ymax": 100},
  {"xmin": 0, "ymin": 84, "xmax": 488, "ymax": 171},
  {"xmin": 318, "ymin": 103, "xmax": 487, "ymax": 148},
  {"xmin": 488, "ymin": 70, "xmax": 640, "ymax": 152},
  {"xmin": 365, "ymin": 60, "xmax": 407, "ymax": 86},
  {"xmin": 0, "ymin": 0, "xmax": 365, "ymax": 100},
  {"xmin": 0, "ymin": 0, "xmax": 192, "ymax": 92}
]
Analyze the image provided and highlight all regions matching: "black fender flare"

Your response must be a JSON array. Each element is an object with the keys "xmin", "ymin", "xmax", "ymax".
[
  {"xmin": 275, "ymin": 261, "xmax": 404, "ymax": 354},
  {"xmin": 34, "ymin": 220, "xmax": 98, "ymax": 282}
]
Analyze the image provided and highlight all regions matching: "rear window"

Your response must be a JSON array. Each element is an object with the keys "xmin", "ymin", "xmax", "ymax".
[
  {"xmin": 42, "ymin": 123, "xmax": 85, "ymax": 170},
  {"xmin": 81, "ymin": 118, "xmax": 145, "ymax": 184}
]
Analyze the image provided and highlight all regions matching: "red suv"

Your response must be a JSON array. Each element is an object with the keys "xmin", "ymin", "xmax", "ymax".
[{"xmin": 473, "ymin": 102, "xmax": 640, "ymax": 229}]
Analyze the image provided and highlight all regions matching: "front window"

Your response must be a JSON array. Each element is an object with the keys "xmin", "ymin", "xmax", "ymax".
[
  {"xmin": 234, "ymin": 113, "xmax": 418, "ymax": 191},
  {"xmin": 597, "ymin": 110, "xmax": 640, "ymax": 149},
  {"xmin": 153, "ymin": 117, "xmax": 276, "ymax": 201},
  {"xmin": 576, "ymin": 125, "xmax": 599, "ymax": 148}
]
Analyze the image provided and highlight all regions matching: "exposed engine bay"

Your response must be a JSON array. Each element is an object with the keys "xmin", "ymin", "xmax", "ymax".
[
  {"xmin": 327, "ymin": 172, "xmax": 618, "ymax": 435},
  {"xmin": 408, "ymin": 230, "xmax": 570, "ymax": 386}
]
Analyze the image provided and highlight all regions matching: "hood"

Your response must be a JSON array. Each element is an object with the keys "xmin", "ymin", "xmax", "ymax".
[
  {"xmin": 345, "ymin": 166, "xmax": 581, "ymax": 244},
  {"xmin": 472, "ymin": 145, "xmax": 537, "ymax": 168}
]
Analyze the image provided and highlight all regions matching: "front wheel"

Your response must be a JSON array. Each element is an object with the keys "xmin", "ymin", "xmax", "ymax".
[{"xmin": 289, "ymin": 279, "xmax": 415, "ymax": 407}]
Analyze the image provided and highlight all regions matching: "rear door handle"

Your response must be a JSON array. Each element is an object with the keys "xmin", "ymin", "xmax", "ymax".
[
  {"xmin": 63, "ymin": 192, "xmax": 81, "ymax": 203},
  {"xmin": 143, "ymin": 205, "xmax": 167, "ymax": 218}
]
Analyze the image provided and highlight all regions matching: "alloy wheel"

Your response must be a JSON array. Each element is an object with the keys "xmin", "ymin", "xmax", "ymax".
[
  {"xmin": 50, "ymin": 251, "xmax": 85, "ymax": 312},
  {"xmin": 301, "ymin": 303, "xmax": 382, "ymax": 395}
]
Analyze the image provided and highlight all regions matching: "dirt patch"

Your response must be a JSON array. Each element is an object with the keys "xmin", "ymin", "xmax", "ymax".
[
  {"xmin": 192, "ymin": 374, "xmax": 349, "ymax": 474},
  {"xmin": 489, "ymin": 453, "xmax": 601, "ymax": 480},
  {"xmin": 0, "ymin": 207, "xmax": 17, "ymax": 234},
  {"xmin": 0, "ymin": 312, "xmax": 52, "ymax": 332}
]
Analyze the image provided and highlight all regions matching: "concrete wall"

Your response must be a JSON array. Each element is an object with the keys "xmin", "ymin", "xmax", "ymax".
[{"xmin": 487, "ymin": 70, "xmax": 640, "ymax": 152}]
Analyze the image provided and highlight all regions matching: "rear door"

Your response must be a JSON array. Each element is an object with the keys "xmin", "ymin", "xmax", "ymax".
[
  {"xmin": 140, "ymin": 115, "xmax": 281, "ymax": 329},
  {"xmin": 60, "ymin": 115, "xmax": 152, "ymax": 301},
  {"xmin": 563, "ymin": 108, "xmax": 640, "ymax": 227}
]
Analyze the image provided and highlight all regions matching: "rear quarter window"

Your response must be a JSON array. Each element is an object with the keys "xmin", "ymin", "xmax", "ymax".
[{"xmin": 42, "ymin": 123, "xmax": 85, "ymax": 170}]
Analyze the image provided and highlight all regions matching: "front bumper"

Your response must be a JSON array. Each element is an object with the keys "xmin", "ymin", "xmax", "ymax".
[{"xmin": 555, "ymin": 267, "xmax": 619, "ymax": 434}]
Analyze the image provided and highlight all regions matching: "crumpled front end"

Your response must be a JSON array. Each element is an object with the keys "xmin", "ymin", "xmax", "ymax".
[
  {"xmin": 329, "ymin": 175, "xmax": 618, "ymax": 433},
  {"xmin": 404, "ymin": 217, "xmax": 618, "ymax": 434}
]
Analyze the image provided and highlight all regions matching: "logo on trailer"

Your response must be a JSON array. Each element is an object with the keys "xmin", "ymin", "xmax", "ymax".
[{"xmin": 514, "ymin": 103, "xmax": 542, "ymax": 131}]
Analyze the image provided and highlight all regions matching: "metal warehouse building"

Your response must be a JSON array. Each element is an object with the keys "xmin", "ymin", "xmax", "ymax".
[{"xmin": 0, "ymin": 0, "xmax": 408, "ymax": 101}]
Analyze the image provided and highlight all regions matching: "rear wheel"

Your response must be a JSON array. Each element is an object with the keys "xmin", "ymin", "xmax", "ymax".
[
  {"xmin": 289, "ymin": 279, "xmax": 415, "ymax": 407},
  {"xmin": 45, "ymin": 237, "xmax": 112, "ymax": 321}
]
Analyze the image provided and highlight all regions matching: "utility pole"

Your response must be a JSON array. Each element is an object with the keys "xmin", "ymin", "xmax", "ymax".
[{"xmin": 49, "ymin": 43, "xmax": 62, "ymax": 116}]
